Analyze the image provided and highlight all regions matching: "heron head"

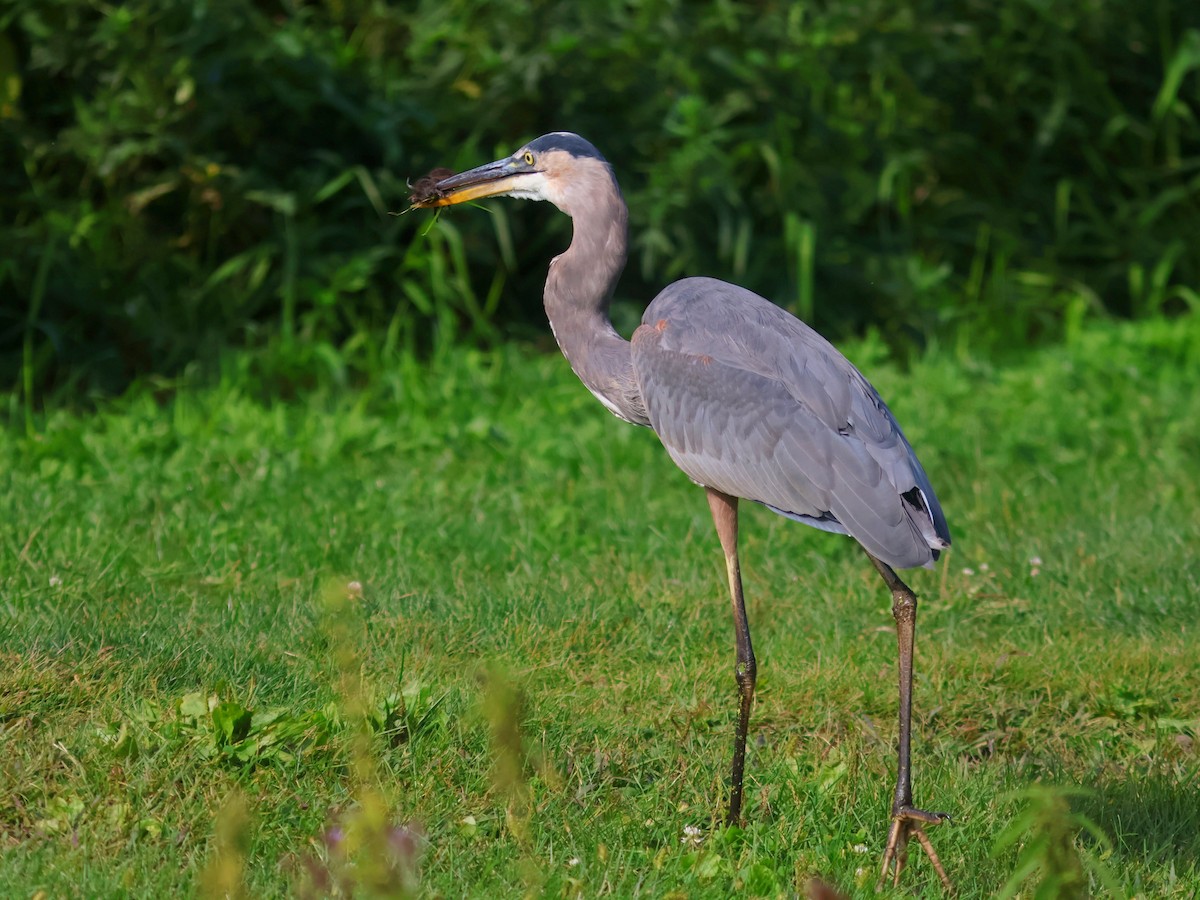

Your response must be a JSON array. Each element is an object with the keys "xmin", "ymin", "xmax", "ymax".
[{"xmin": 410, "ymin": 132, "xmax": 616, "ymax": 215}]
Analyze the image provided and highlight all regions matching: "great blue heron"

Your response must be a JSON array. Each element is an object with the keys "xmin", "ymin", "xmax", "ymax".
[{"xmin": 412, "ymin": 132, "xmax": 954, "ymax": 891}]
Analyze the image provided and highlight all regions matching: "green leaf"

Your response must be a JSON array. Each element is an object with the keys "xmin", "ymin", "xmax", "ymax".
[
  {"xmin": 179, "ymin": 692, "xmax": 213, "ymax": 720},
  {"xmin": 245, "ymin": 190, "xmax": 297, "ymax": 216},
  {"xmin": 212, "ymin": 701, "xmax": 253, "ymax": 747},
  {"xmin": 1153, "ymin": 30, "xmax": 1200, "ymax": 122}
]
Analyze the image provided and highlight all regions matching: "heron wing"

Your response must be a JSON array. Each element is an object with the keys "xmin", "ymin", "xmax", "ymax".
[{"xmin": 630, "ymin": 277, "xmax": 950, "ymax": 569}]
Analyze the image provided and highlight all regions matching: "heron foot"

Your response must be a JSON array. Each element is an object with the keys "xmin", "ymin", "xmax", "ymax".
[{"xmin": 876, "ymin": 805, "xmax": 953, "ymax": 894}]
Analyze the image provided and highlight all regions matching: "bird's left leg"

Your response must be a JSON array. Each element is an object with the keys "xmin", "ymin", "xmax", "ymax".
[
  {"xmin": 705, "ymin": 488, "xmax": 756, "ymax": 826},
  {"xmin": 866, "ymin": 552, "xmax": 954, "ymax": 893}
]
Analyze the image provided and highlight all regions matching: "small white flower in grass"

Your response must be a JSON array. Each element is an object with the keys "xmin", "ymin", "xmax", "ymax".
[
  {"xmin": 961, "ymin": 567, "xmax": 975, "ymax": 576},
  {"xmin": 980, "ymin": 563, "xmax": 990, "ymax": 572},
  {"xmin": 681, "ymin": 825, "xmax": 704, "ymax": 846},
  {"xmin": 49, "ymin": 575, "xmax": 62, "ymax": 587},
  {"xmin": 852, "ymin": 843, "xmax": 869, "ymax": 854},
  {"xmin": 1028, "ymin": 556, "xmax": 1042, "ymax": 566},
  {"xmin": 567, "ymin": 857, "xmax": 580, "ymax": 867}
]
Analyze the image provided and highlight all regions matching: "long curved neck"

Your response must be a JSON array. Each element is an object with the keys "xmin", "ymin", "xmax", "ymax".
[{"xmin": 543, "ymin": 173, "xmax": 649, "ymax": 426}]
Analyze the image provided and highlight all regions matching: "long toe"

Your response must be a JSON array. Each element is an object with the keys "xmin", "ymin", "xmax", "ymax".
[{"xmin": 876, "ymin": 807, "xmax": 954, "ymax": 894}]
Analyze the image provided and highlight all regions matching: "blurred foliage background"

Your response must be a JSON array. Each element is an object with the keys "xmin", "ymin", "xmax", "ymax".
[{"xmin": 2, "ymin": 0, "xmax": 1199, "ymax": 400}]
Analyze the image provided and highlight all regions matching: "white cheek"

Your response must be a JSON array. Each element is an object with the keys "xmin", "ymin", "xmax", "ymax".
[
  {"xmin": 506, "ymin": 171, "xmax": 570, "ymax": 212},
  {"xmin": 506, "ymin": 171, "xmax": 553, "ymax": 202}
]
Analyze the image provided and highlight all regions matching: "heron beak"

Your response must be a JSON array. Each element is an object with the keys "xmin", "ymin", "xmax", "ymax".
[{"xmin": 410, "ymin": 157, "xmax": 535, "ymax": 208}]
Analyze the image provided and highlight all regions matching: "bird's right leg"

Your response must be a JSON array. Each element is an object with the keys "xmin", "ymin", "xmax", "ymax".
[
  {"xmin": 705, "ymin": 488, "xmax": 756, "ymax": 826},
  {"xmin": 866, "ymin": 551, "xmax": 954, "ymax": 894}
]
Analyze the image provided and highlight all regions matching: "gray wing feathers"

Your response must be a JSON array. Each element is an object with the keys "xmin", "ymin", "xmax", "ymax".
[{"xmin": 632, "ymin": 277, "xmax": 950, "ymax": 570}]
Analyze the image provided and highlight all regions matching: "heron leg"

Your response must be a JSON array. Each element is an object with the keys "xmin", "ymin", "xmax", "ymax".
[
  {"xmin": 866, "ymin": 552, "xmax": 954, "ymax": 893},
  {"xmin": 705, "ymin": 488, "xmax": 756, "ymax": 826}
]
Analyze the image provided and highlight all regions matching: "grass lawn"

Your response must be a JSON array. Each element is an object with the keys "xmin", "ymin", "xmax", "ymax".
[{"xmin": 2, "ymin": 314, "xmax": 1199, "ymax": 897}]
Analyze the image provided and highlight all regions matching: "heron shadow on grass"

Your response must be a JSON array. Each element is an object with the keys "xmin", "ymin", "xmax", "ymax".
[{"xmin": 1077, "ymin": 763, "xmax": 1200, "ymax": 876}]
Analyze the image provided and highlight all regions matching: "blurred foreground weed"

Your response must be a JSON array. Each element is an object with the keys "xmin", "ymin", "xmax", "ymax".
[{"xmin": 993, "ymin": 787, "xmax": 1122, "ymax": 899}]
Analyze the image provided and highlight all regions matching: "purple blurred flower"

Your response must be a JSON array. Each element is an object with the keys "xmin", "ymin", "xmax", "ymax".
[{"xmin": 323, "ymin": 824, "xmax": 345, "ymax": 851}]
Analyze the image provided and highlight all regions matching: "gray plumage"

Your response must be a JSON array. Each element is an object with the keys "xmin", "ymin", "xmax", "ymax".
[
  {"xmin": 427, "ymin": 130, "xmax": 950, "ymax": 570},
  {"xmin": 416, "ymin": 132, "xmax": 957, "ymax": 886},
  {"xmin": 632, "ymin": 277, "xmax": 950, "ymax": 569}
]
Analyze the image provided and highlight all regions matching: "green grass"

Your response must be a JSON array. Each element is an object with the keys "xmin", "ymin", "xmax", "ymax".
[{"xmin": 2, "ymin": 314, "xmax": 1199, "ymax": 897}]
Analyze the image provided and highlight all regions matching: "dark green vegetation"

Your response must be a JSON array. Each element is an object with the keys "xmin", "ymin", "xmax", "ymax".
[
  {"xmin": 4, "ymin": 0, "xmax": 1200, "ymax": 895},
  {"xmin": 4, "ymin": 0, "xmax": 1200, "ymax": 399},
  {"xmin": 3, "ymin": 316, "xmax": 1199, "ymax": 896}
]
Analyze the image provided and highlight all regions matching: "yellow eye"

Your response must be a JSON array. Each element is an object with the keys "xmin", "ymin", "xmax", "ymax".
[{"xmin": 523, "ymin": 151, "xmax": 535, "ymax": 166}]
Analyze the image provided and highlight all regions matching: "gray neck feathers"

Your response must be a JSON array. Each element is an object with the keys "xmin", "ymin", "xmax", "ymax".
[{"xmin": 542, "ymin": 170, "xmax": 649, "ymax": 426}]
